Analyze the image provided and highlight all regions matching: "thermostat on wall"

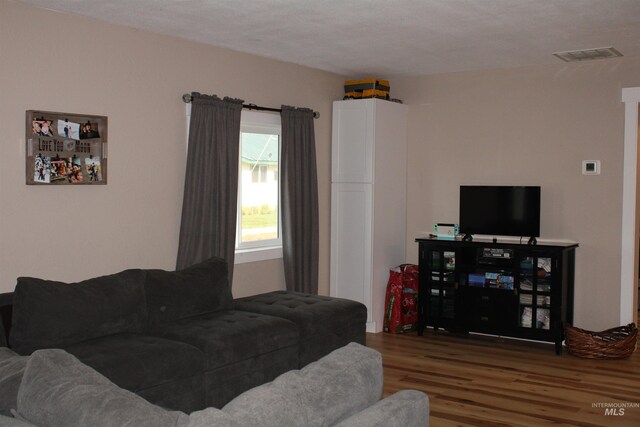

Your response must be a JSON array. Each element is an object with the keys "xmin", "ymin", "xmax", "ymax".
[{"xmin": 582, "ymin": 160, "xmax": 600, "ymax": 175}]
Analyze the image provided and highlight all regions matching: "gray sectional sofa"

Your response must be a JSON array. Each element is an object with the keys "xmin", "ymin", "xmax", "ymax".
[
  {"xmin": 0, "ymin": 342, "xmax": 429, "ymax": 426},
  {"xmin": 0, "ymin": 257, "xmax": 368, "ymax": 412}
]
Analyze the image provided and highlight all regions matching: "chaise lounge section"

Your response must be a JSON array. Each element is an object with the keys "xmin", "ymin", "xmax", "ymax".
[{"xmin": 234, "ymin": 290, "xmax": 367, "ymax": 367}]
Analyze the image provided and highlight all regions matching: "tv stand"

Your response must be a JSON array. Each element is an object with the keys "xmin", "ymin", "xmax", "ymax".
[
  {"xmin": 527, "ymin": 236, "xmax": 537, "ymax": 245},
  {"xmin": 415, "ymin": 237, "xmax": 578, "ymax": 354},
  {"xmin": 462, "ymin": 233, "xmax": 473, "ymax": 242}
]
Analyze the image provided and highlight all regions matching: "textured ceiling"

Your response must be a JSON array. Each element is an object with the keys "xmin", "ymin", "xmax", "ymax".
[{"xmin": 16, "ymin": 0, "xmax": 640, "ymax": 77}]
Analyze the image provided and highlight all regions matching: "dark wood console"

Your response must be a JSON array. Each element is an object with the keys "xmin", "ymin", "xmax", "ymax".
[{"xmin": 416, "ymin": 237, "xmax": 578, "ymax": 354}]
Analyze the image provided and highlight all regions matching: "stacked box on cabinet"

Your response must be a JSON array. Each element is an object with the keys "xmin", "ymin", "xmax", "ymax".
[{"xmin": 344, "ymin": 78, "xmax": 390, "ymax": 100}]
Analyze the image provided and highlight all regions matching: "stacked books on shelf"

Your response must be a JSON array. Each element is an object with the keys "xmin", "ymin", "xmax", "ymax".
[
  {"xmin": 519, "ymin": 294, "xmax": 550, "ymax": 307},
  {"xmin": 520, "ymin": 307, "xmax": 550, "ymax": 329},
  {"xmin": 537, "ymin": 283, "xmax": 551, "ymax": 292},
  {"xmin": 431, "ymin": 271, "xmax": 454, "ymax": 282},
  {"xmin": 520, "ymin": 279, "xmax": 533, "ymax": 291},
  {"xmin": 537, "ymin": 257, "xmax": 551, "ymax": 273}
]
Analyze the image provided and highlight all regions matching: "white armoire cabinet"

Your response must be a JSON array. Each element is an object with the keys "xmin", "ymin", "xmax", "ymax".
[{"xmin": 330, "ymin": 99, "xmax": 408, "ymax": 333}]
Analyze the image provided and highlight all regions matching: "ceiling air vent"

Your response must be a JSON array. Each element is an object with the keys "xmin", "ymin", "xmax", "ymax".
[{"xmin": 553, "ymin": 47, "xmax": 623, "ymax": 62}]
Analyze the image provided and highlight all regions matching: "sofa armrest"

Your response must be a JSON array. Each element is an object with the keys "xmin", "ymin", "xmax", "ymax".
[
  {"xmin": 334, "ymin": 390, "xmax": 429, "ymax": 427},
  {"xmin": 0, "ymin": 347, "xmax": 27, "ymax": 417},
  {"xmin": 15, "ymin": 349, "xmax": 190, "ymax": 427}
]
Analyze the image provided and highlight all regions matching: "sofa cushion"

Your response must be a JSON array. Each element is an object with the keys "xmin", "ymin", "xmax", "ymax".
[
  {"xmin": 10, "ymin": 270, "xmax": 147, "ymax": 355},
  {"xmin": 156, "ymin": 310, "xmax": 299, "ymax": 370},
  {"xmin": 16, "ymin": 349, "xmax": 190, "ymax": 427},
  {"xmin": 145, "ymin": 257, "xmax": 232, "ymax": 329},
  {"xmin": 234, "ymin": 291, "xmax": 367, "ymax": 365},
  {"xmin": 220, "ymin": 342, "xmax": 383, "ymax": 427},
  {"xmin": 0, "ymin": 348, "xmax": 27, "ymax": 416},
  {"xmin": 62, "ymin": 333, "xmax": 204, "ymax": 395}
]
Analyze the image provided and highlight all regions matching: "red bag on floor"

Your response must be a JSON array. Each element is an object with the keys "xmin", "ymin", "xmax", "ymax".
[
  {"xmin": 401, "ymin": 264, "xmax": 419, "ymax": 327},
  {"xmin": 383, "ymin": 264, "xmax": 419, "ymax": 333},
  {"xmin": 383, "ymin": 267, "xmax": 403, "ymax": 333}
]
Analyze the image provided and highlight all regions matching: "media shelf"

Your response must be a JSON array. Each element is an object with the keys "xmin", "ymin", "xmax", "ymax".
[{"xmin": 416, "ymin": 237, "xmax": 578, "ymax": 354}]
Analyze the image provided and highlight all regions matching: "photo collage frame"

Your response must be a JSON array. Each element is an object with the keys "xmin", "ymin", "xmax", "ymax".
[{"xmin": 26, "ymin": 110, "xmax": 107, "ymax": 185}]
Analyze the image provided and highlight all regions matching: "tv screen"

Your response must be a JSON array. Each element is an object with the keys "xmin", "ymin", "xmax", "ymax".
[{"xmin": 459, "ymin": 186, "xmax": 541, "ymax": 238}]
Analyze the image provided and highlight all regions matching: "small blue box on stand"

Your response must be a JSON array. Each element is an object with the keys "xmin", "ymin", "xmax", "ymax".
[{"xmin": 434, "ymin": 223, "xmax": 458, "ymax": 240}]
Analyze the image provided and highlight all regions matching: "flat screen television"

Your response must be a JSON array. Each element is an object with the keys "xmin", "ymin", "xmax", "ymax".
[{"xmin": 459, "ymin": 185, "xmax": 541, "ymax": 239}]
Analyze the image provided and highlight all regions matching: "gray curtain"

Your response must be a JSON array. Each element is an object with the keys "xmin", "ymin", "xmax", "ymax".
[
  {"xmin": 176, "ymin": 93, "xmax": 244, "ymax": 281},
  {"xmin": 280, "ymin": 106, "xmax": 319, "ymax": 294}
]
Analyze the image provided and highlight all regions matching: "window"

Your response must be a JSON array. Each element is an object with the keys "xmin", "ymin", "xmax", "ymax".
[{"xmin": 235, "ymin": 111, "xmax": 282, "ymax": 262}]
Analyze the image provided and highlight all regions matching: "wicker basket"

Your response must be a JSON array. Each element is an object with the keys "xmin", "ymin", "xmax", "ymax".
[{"xmin": 564, "ymin": 323, "xmax": 637, "ymax": 359}]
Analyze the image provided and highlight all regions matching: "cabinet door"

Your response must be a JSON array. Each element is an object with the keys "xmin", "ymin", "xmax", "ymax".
[
  {"xmin": 424, "ymin": 247, "xmax": 460, "ymax": 329},
  {"xmin": 330, "ymin": 183, "xmax": 373, "ymax": 328},
  {"xmin": 461, "ymin": 288, "xmax": 517, "ymax": 333},
  {"xmin": 331, "ymin": 100, "xmax": 374, "ymax": 183},
  {"xmin": 518, "ymin": 254, "xmax": 554, "ymax": 333}
]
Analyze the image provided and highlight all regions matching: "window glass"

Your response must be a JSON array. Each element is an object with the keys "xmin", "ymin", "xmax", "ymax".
[{"xmin": 237, "ymin": 113, "xmax": 281, "ymax": 250}]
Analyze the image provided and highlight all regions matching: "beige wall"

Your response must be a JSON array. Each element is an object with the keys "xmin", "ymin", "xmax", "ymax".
[
  {"xmin": 2, "ymin": 0, "xmax": 639, "ymax": 331},
  {"xmin": 393, "ymin": 58, "xmax": 640, "ymax": 330},
  {"xmin": 0, "ymin": 0, "xmax": 343, "ymax": 297}
]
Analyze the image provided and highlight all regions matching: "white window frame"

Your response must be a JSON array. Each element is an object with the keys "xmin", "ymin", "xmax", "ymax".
[{"xmin": 235, "ymin": 110, "xmax": 283, "ymax": 264}]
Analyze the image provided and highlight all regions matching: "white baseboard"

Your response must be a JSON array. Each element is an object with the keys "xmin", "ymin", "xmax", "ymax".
[{"xmin": 366, "ymin": 321, "xmax": 378, "ymax": 333}]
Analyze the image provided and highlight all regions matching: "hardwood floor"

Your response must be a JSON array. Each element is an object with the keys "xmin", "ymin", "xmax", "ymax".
[{"xmin": 366, "ymin": 330, "xmax": 640, "ymax": 426}]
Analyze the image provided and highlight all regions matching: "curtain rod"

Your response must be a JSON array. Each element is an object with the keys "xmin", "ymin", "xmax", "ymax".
[{"xmin": 182, "ymin": 93, "xmax": 320, "ymax": 119}]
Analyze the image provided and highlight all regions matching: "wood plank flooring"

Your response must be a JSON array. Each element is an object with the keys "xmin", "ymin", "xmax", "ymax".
[{"xmin": 366, "ymin": 330, "xmax": 640, "ymax": 426}]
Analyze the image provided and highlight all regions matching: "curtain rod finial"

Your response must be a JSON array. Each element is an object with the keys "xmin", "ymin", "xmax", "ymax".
[
  {"xmin": 313, "ymin": 111, "xmax": 320, "ymax": 119},
  {"xmin": 182, "ymin": 93, "xmax": 192, "ymax": 103}
]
